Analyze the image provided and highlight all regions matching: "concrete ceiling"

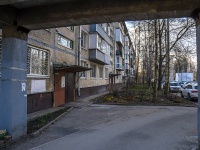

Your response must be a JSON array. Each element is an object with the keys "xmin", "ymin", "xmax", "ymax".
[{"xmin": 0, "ymin": 0, "xmax": 200, "ymax": 30}]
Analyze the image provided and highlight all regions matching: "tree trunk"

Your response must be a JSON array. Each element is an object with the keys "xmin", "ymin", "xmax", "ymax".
[
  {"xmin": 158, "ymin": 20, "xmax": 163, "ymax": 90},
  {"xmin": 164, "ymin": 19, "xmax": 170, "ymax": 96},
  {"xmin": 153, "ymin": 20, "xmax": 158, "ymax": 101}
]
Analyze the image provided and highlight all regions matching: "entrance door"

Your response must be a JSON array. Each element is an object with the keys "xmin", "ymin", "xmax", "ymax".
[
  {"xmin": 65, "ymin": 72, "xmax": 75, "ymax": 102},
  {"xmin": 54, "ymin": 71, "xmax": 65, "ymax": 107}
]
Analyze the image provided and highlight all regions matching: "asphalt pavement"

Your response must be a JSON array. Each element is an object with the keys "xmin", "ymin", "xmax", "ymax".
[{"xmin": 9, "ymin": 104, "xmax": 198, "ymax": 150}]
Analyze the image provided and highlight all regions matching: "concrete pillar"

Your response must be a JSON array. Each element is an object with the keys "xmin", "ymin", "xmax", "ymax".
[
  {"xmin": 0, "ymin": 26, "xmax": 28, "ymax": 140},
  {"xmin": 196, "ymin": 14, "xmax": 200, "ymax": 149}
]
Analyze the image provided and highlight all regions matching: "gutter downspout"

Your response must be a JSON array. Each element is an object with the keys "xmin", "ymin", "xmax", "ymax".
[
  {"xmin": 78, "ymin": 26, "xmax": 81, "ymax": 97},
  {"xmin": 113, "ymin": 27, "xmax": 116, "ymax": 74}
]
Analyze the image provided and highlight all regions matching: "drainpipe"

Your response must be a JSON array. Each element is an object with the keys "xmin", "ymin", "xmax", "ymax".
[
  {"xmin": 77, "ymin": 26, "xmax": 81, "ymax": 97},
  {"xmin": 113, "ymin": 27, "xmax": 116, "ymax": 74}
]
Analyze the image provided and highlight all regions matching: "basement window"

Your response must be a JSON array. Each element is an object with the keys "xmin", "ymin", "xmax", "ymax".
[{"xmin": 27, "ymin": 46, "xmax": 50, "ymax": 77}]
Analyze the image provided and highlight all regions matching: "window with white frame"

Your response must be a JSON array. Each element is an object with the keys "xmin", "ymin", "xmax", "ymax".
[
  {"xmin": 0, "ymin": 38, "xmax": 1, "ymax": 74},
  {"xmin": 27, "ymin": 46, "xmax": 49, "ymax": 76},
  {"xmin": 81, "ymin": 31, "xmax": 87, "ymax": 49},
  {"xmin": 58, "ymin": 34, "xmax": 73, "ymax": 49},
  {"xmin": 97, "ymin": 35, "xmax": 110, "ymax": 56},
  {"xmin": 105, "ymin": 68, "xmax": 109, "ymax": 79},
  {"xmin": 99, "ymin": 66, "xmax": 103, "ymax": 79},
  {"xmin": 81, "ymin": 60, "xmax": 87, "ymax": 77},
  {"xmin": 101, "ymin": 23, "xmax": 108, "ymax": 33},
  {"xmin": 66, "ymin": 26, "xmax": 74, "ymax": 31},
  {"xmin": 90, "ymin": 64, "xmax": 96, "ymax": 78},
  {"xmin": 97, "ymin": 35, "xmax": 102, "ymax": 50}
]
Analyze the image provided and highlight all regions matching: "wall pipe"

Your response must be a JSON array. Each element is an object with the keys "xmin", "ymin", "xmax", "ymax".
[{"xmin": 77, "ymin": 26, "xmax": 81, "ymax": 97}]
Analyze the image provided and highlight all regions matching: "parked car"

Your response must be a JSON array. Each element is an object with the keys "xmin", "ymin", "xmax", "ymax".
[
  {"xmin": 182, "ymin": 81, "xmax": 197, "ymax": 88},
  {"xmin": 181, "ymin": 83, "xmax": 198, "ymax": 101},
  {"xmin": 179, "ymin": 81, "xmax": 186, "ymax": 87},
  {"xmin": 169, "ymin": 82, "xmax": 181, "ymax": 93}
]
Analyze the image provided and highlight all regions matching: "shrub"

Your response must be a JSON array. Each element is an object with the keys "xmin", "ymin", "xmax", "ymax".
[{"xmin": 0, "ymin": 130, "xmax": 7, "ymax": 140}]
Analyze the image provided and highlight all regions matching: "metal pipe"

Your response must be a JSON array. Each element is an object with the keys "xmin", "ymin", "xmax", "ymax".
[
  {"xmin": 77, "ymin": 26, "xmax": 81, "ymax": 97},
  {"xmin": 113, "ymin": 24, "xmax": 116, "ymax": 74}
]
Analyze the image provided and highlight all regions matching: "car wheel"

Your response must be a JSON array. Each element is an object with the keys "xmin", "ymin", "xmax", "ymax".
[
  {"xmin": 181, "ymin": 92, "xmax": 184, "ymax": 98},
  {"xmin": 188, "ymin": 93, "xmax": 192, "ymax": 101}
]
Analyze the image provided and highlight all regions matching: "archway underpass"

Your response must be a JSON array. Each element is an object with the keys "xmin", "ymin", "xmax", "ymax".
[{"xmin": 0, "ymin": 0, "xmax": 200, "ymax": 148}]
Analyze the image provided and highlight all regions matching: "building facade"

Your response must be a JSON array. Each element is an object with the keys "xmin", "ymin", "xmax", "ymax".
[{"xmin": 0, "ymin": 22, "xmax": 134, "ymax": 113}]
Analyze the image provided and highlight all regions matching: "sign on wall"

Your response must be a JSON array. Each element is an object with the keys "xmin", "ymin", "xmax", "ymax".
[
  {"xmin": 61, "ymin": 76, "xmax": 65, "ymax": 88},
  {"xmin": 31, "ymin": 80, "xmax": 46, "ymax": 93}
]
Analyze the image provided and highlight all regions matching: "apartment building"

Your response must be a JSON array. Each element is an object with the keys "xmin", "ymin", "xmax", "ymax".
[{"xmin": 0, "ymin": 22, "xmax": 134, "ymax": 113}]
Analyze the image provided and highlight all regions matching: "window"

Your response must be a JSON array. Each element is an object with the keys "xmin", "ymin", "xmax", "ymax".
[
  {"xmin": 58, "ymin": 34, "xmax": 73, "ymax": 49},
  {"xmin": 110, "ymin": 45, "xmax": 113, "ymax": 57},
  {"xmin": 27, "ymin": 46, "xmax": 49, "ymax": 76},
  {"xmin": 117, "ymin": 57, "xmax": 120, "ymax": 63},
  {"xmin": 105, "ymin": 68, "xmax": 109, "ymax": 79},
  {"xmin": 97, "ymin": 35, "xmax": 102, "ymax": 50},
  {"xmin": 126, "ymin": 54, "xmax": 128, "ymax": 60},
  {"xmin": 81, "ymin": 60, "xmax": 87, "ymax": 77},
  {"xmin": 0, "ymin": 38, "xmax": 1, "ymax": 74},
  {"xmin": 101, "ymin": 23, "xmax": 108, "ymax": 33},
  {"xmin": 99, "ymin": 66, "xmax": 103, "ymax": 78},
  {"xmin": 186, "ymin": 85, "xmax": 192, "ymax": 89},
  {"xmin": 110, "ymin": 61, "xmax": 113, "ymax": 66},
  {"xmin": 90, "ymin": 64, "xmax": 96, "ymax": 78},
  {"xmin": 66, "ymin": 26, "xmax": 74, "ymax": 31},
  {"xmin": 81, "ymin": 31, "xmax": 87, "ymax": 49},
  {"xmin": 97, "ymin": 35, "xmax": 110, "ymax": 56}
]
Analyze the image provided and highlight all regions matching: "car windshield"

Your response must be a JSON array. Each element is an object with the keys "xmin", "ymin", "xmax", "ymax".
[
  {"xmin": 194, "ymin": 86, "xmax": 198, "ymax": 89},
  {"xmin": 170, "ymin": 83, "xmax": 179, "ymax": 86}
]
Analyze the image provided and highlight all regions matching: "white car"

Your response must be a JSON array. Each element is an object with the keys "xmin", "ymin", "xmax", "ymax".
[
  {"xmin": 181, "ymin": 84, "xmax": 198, "ymax": 101},
  {"xmin": 169, "ymin": 82, "xmax": 181, "ymax": 93},
  {"xmin": 181, "ymin": 81, "xmax": 197, "ymax": 88}
]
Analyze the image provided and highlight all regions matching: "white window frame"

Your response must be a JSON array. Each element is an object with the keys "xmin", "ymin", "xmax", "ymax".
[
  {"xmin": 81, "ymin": 60, "xmax": 87, "ymax": 78},
  {"xmin": 81, "ymin": 31, "xmax": 87, "ymax": 49},
  {"xmin": 90, "ymin": 64, "xmax": 96, "ymax": 78},
  {"xmin": 27, "ymin": 46, "xmax": 50, "ymax": 77},
  {"xmin": 66, "ymin": 26, "xmax": 74, "ymax": 31},
  {"xmin": 57, "ymin": 34, "xmax": 73, "ymax": 49},
  {"xmin": 105, "ymin": 68, "xmax": 109, "ymax": 79},
  {"xmin": 99, "ymin": 66, "xmax": 103, "ymax": 79}
]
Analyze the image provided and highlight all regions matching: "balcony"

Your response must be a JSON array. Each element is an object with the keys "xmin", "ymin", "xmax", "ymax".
[
  {"xmin": 116, "ymin": 50, "xmax": 122, "ymax": 57},
  {"xmin": 116, "ymin": 64, "xmax": 124, "ymax": 71},
  {"xmin": 125, "ymin": 65, "xmax": 130, "ymax": 70},
  {"xmin": 116, "ymin": 29, "xmax": 123, "ymax": 45},
  {"xmin": 89, "ymin": 49, "xmax": 110, "ymax": 65},
  {"xmin": 90, "ymin": 24, "xmax": 112, "ymax": 45}
]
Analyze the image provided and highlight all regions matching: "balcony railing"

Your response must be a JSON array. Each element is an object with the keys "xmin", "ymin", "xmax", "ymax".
[
  {"xmin": 90, "ymin": 24, "xmax": 112, "ymax": 45},
  {"xmin": 116, "ymin": 29, "xmax": 123, "ymax": 45},
  {"xmin": 116, "ymin": 64, "xmax": 124, "ymax": 71},
  {"xmin": 89, "ymin": 49, "xmax": 110, "ymax": 65},
  {"xmin": 116, "ymin": 50, "xmax": 122, "ymax": 57}
]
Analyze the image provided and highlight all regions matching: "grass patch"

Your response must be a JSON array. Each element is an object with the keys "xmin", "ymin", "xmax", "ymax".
[
  {"xmin": 93, "ymin": 85, "xmax": 196, "ymax": 107},
  {"xmin": 27, "ymin": 107, "xmax": 71, "ymax": 134}
]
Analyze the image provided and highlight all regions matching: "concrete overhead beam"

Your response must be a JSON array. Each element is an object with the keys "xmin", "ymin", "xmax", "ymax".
[
  {"xmin": 0, "ymin": 5, "xmax": 17, "ymax": 26},
  {"xmin": 0, "ymin": 0, "xmax": 200, "ymax": 30},
  {"xmin": 16, "ymin": 0, "xmax": 200, "ymax": 30},
  {"xmin": 0, "ymin": 0, "xmax": 31, "ymax": 5}
]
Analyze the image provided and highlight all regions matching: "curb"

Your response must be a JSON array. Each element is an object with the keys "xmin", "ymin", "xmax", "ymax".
[{"xmin": 31, "ymin": 107, "xmax": 73, "ymax": 137}]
